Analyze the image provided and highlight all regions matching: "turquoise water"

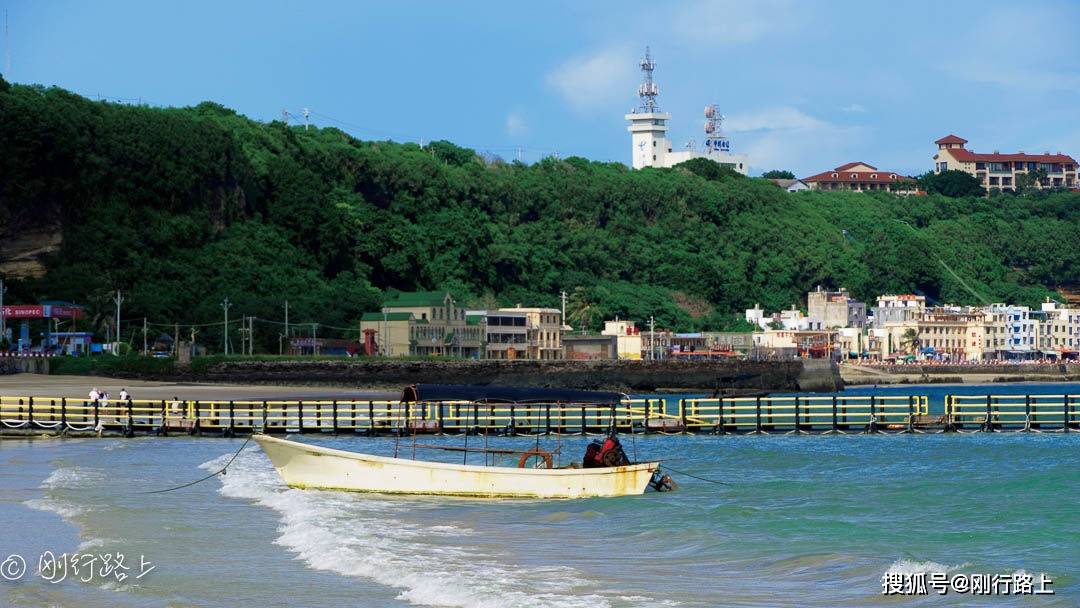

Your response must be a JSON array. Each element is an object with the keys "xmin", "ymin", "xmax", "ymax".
[{"xmin": 2, "ymin": 384, "xmax": 1077, "ymax": 607}]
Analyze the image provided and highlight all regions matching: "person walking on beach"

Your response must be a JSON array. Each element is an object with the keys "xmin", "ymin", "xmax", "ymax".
[
  {"xmin": 88, "ymin": 387, "xmax": 100, "ymax": 403},
  {"xmin": 119, "ymin": 388, "xmax": 130, "ymax": 402}
]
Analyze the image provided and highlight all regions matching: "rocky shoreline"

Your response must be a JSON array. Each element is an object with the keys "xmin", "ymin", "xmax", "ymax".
[{"xmin": 840, "ymin": 363, "xmax": 1080, "ymax": 386}]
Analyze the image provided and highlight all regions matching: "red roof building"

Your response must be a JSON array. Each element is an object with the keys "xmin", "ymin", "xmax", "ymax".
[
  {"xmin": 802, "ymin": 162, "xmax": 916, "ymax": 193},
  {"xmin": 933, "ymin": 135, "xmax": 1077, "ymax": 191}
]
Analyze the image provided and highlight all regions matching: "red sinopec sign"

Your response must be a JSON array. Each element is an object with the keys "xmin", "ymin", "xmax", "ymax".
[{"xmin": 0, "ymin": 305, "xmax": 86, "ymax": 319}]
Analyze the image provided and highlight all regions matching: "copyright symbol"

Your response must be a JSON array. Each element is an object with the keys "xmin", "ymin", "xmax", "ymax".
[{"xmin": 1, "ymin": 554, "xmax": 26, "ymax": 581}]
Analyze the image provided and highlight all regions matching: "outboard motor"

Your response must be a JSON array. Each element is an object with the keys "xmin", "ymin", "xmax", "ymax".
[{"xmin": 582, "ymin": 435, "xmax": 630, "ymax": 468}]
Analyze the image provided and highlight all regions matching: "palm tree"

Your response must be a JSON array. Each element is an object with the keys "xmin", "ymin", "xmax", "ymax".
[
  {"xmin": 899, "ymin": 328, "xmax": 921, "ymax": 355},
  {"xmin": 566, "ymin": 287, "xmax": 596, "ymax": 334}
]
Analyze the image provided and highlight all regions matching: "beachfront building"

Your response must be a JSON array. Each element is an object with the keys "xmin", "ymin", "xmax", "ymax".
[
  {"xmin": 871, "ymin": 294, "xmax": 927, "ymax": 328},
  {"xmin": 802, "ymin": 162, "xmax": 917, "ymax": 193},
  {"xmin": 497, "ymin": 307, "xmax": 563, "ymax": 360},
  {"xmin": 981, "ymin": 304, "xmax": 1036, "ymax": 359},
  {"xmin": 807, "ymin": 286, "xmax": 866, "ymax": 329},
  {"xmin": 746, "ymin": 304, "xmax": 824, "ymax": 331},
  {"xmin": 601, "ymin": 319, "xmax": 643, "ymax": 360},
  {"xmin": 359, "ymin": 291, "xmax": 483, "ymax": 358},
  {"xmin": 933, "ymin": 135, "xmax": 1078, "ymax": 191},
  {"xmin": 878, "ymin": 306, "xmax": 989, "ymax": 362},
  {"xmin": 1036, "ymin": 300, "xmax": 1080, "ymax": 359}
]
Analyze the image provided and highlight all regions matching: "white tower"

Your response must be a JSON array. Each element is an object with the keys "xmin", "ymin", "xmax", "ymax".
[{"xmin": 624, "ymin": 47, "xmax": 673, "ymax": 169}]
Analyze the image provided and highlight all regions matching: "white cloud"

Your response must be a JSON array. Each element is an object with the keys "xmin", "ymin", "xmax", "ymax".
[
  {"xmin": 721, "ymin": 106, "xmax": 865, "ymax": 176},
  {"xmin": 840, "ymin": 103, "xmax": 866, "ymax": 113},
  {"xmin": 670, "ymin": 0, "xmax": 798, "ymax": 47},
  {"xmin": 725, "ymin": 106, "xmax": 827, "ymax": 133},
  {"xmin": 505, "ymin": 111, "xmax": 527, "ymax": 137},
  {"xmin": 546, "ymin": 46, "xmax": 636, "ymax": 111}
]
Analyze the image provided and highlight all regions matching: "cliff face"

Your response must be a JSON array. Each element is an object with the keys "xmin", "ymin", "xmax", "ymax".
[{"xmin": 0, "ymin": 227, "xmax": 61, "ymax": 278}]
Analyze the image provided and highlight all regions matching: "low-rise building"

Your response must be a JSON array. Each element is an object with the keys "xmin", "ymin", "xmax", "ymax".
[
  {"xmin": 601, "ymin": 319, "xmax": 643, "ymax": 360},
  {"xmin": 802, "ymin": 162, "xmax": 917, "ymax": 193},
  {"xmin": 933, "ymin": 134, "xmax": 1078, "ymax": 191},
  {"xmin": 498, "ymin": 307, "xmax": 563, "ymax": 360},
  {"xmin": 871, "ymin": 294, "xmax": 927, "ymax": 328},
  {"xmin": 1037, "ymin": 300, "xmax": 1080, "ymax": 359},
  {"xmin": 563, "ymin": 334, "xmax": 617, "ymax": 360},
  {"xmin": 808, "ymin": 286, "xmax": 866, "ymax": 329},
  {"xmin": 359, "ymin": 291, "xmax": 483, "ymax": 358},
  {"xmin": 768, "ymin": 178, "xmax": 809, "ymax": 192}
]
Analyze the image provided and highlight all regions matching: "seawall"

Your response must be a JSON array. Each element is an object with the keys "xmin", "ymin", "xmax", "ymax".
[
  {"xmin": 88, "ymin": 359, "xmax": 844, "ymax": 394},
  {"xmin": 841, "ymin": 363, "xmax": 1080, "ymax": 385}
]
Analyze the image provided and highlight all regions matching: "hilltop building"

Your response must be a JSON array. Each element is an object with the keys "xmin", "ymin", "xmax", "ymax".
[
  {"xmin": 933, "ymin": 135, "xmax": 1078, "ymax": 191},
  {"xmin": 624, "ymin": 47, "xmax": 748, "ymax": 174},
  {"xmin": 803, "ymin": 162, "xmax": 917, "ymax": 193}
]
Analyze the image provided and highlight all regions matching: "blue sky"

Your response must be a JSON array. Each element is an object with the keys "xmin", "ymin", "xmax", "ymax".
[{"xmin": 4, "ymin": 0, "xmax": 1080, "ymax": 177}]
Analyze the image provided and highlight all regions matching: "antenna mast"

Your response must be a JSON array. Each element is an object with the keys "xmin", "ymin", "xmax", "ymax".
[
  {"xmin": 703, "ymin": 104, "xmax": 730, "ymax": 154},
  {"xmin": 4, "ymin": 10, "xmax": 10, "ymax": 78},
  {"xmin": 637, "ymin": 46, "xmax": 659, "ymax": 112},
  {"xmin": 302, "ymin": 107, "xmax": 310, "ymax": 130}
]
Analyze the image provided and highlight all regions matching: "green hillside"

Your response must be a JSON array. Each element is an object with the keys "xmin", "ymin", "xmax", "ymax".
[{"xmin": 2, "ymin": 77, "xmax": 1078, "ymax": 347}]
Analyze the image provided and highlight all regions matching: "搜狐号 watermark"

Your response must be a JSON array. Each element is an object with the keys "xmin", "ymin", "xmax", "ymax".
[
  {"xmin": 1, "ymin": 552, "xmax": 154, "ymax": 584},
  {"xmin": 882, "ymin": 571, "xmax": 1053, "ymax": 595}
]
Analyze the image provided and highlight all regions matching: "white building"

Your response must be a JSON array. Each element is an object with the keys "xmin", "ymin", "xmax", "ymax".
[{"xmin": 624, "ymin": 48, "xmax": 748, "ymax": 174}]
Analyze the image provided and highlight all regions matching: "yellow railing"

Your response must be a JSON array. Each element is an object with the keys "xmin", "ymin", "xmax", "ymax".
[
  {"xmin": 0, "ymin": 394, "xmax": 954, "ymax": 435},
  {"xmin": 945, "ymin": 394, "xmax": 1078, "ymax": 430}
]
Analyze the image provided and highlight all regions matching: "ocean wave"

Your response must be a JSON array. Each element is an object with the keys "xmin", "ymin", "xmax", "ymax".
[
  {"xmin": 201, "ymin": 449, "xmax": 658, "ymax": 608},
  {"xmin": 884, "ymin": 558, "xmax": 969, "ymax": 575},
  {"xmin": 24, "ymin": 497, "xmax": 87, "ymax": 519},
  {"xmin": 40, "ymin": 466, "xmax": 106, "ymax": 490}
]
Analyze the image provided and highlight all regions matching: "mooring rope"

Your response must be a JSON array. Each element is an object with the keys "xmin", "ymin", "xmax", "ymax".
[
  {"xmin": 139, "ymin": 435, "xmax": 253, "ymax": 494},
  {"xmin": 661, "ymin": 464, "xmax": 730, "ymax": 486}
]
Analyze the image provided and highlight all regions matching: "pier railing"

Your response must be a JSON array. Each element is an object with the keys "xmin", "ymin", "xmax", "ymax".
[
  {"xmin": 946, "ymin": 394, "xmax": 1077, "ymax": 431},
  {"xmin": 2, "ymin": 394, "xmax": 1075, "ymax": 435}
]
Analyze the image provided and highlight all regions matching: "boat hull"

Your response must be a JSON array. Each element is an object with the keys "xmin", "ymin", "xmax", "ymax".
[{"xmin": 253, "ymin": 435, "xmax": 658, "ymax": 499}]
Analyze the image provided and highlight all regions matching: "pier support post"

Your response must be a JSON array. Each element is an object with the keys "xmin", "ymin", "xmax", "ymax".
[
  {"xmin": 868, "ymin": 396, "xmax": 877, "ymax": 434},
  {"xmin": 755, "ymin": 397, "xmax": 762, "ymax": 434},
  {"xmin": 332, "ymin": 400, "xmax": 339, "ymax": 435},
  {"xmin": 984, "ymin": 395, "xmax": 993, "ymax": 432},
  {"xmin": 28, "ymin": 397, "xmax": 34, "ymax": 429},
  {"xmin": 907, "ymin": 396, "xmax": 914, "ymax": 433},
  {"xmin": 831, "ymin": 396, "xmax": 838, "ymax": 433}
]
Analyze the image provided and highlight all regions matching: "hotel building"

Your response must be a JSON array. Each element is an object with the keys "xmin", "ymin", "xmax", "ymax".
[{"xmin": 933, "ymin": 135, "xmax": 1078, "ymax": 191}]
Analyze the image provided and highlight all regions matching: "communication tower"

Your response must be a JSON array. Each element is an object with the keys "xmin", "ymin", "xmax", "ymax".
[
  {"xmin": 638, "ymin": 46, "xmax": 659, "ymax": 113},
  {"xmin": 703, "ymin": 104, "xmax": 731, "ymax": 154}
]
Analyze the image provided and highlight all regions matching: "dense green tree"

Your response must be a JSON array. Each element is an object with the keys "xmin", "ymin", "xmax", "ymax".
[
  {"xmin": 1, "ymin": 82, "xmax": 1077, "ymax": 347},
  {"xmin": 917, "ymin": 170, "xmax": 985, "ymax": 198},
  {"xmin": 761, "ymin": 169, "xmax": 796, "ymax": 179}
]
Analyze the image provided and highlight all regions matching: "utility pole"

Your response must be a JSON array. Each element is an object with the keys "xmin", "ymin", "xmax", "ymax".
[
  {"xmin": 142, "ymin": 317, "xmax": 147, "ymax": 355},
  {"xmin": 221, "ymin": 297, "xmax": 232, "ymax": 355},
  {"xmin": 0, "ymin": 278, "xmax": 6, "ymax": 343},
  {"xmin": 560, "ymin": 290, "xmax": 568, "ymax": 328},
  {"xmin": 284, "ymin": 300, "xmax": 289, "ymax": 343},
  {"xmin": 649, "ymin": 315, "xmax": 656, "ymax": 361},
  {"xmin": 302, "ymin": 108, "xmax": 310, "ymax": 130},
  {"xmin": 249, "ymin": 315, "xmax": 255, "ymax": 355},
  {"xmin": 310, "ymin": 323, "xmax": 317, "ymax": 356},
  {"xmin": 112, "ymin": 290, "xmax": 124, "ymax": 355},
  {"xmin": 174, "ymin": 323, "xmax": 179, "ymax": 355}
]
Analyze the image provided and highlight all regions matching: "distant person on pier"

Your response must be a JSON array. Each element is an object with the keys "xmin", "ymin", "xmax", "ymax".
[
  {"xmin": 88, "ymin": 387, "xmax": 100, "ymax": 403},
  {"xmin": 119, "ymin": 388, "xmax": 130, "ymax": 402}
]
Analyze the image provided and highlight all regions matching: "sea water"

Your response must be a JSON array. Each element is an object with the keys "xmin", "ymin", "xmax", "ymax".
[{"xmin": 1, "ymin": 384, "xmax": 1077, "ymax": 607}]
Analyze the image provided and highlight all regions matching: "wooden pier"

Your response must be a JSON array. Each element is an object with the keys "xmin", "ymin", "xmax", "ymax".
[{"xmin": 1, "ymin": 394, "xmax": 1076, "ymax": 436}]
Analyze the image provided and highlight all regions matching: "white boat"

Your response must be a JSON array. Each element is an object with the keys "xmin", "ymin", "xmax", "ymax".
[{"xmin": 254, "ymin": 434, "xmax": 659, "ymax": 499}]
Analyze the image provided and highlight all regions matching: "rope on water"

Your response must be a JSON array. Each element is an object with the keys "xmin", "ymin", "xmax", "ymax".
[
  {"xmin": 139, "ymin": 435, "xmax": 253, "ymax": 494},
  {"xmin": 661, "ymin": 464, "xmax": 730, "ymax": 486}
]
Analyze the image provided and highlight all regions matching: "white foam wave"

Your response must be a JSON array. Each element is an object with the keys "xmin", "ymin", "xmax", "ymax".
[
  {"xmin": 885, "ymin": 558, "xmax": 969, "ymax": 575},
  {"xmin": 40, "ymin": 466, "xmax": 106, "ymax": 490},
  {"xmin": 202, "ymin": 449, "xmax": 644, "ymax": 608},
  {"xmin": 24, "ymin": 497, "xmax": 87, "ymax": 519}
]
